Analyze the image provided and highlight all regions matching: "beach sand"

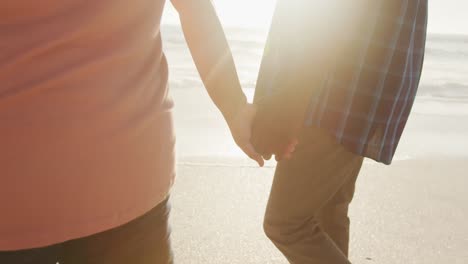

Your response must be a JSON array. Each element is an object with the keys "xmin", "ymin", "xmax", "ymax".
[
  {"xmin": 168, "ymin": 88, "xmax": 468, "ymax": 263},
  {"xmin": 171, "ymin": 158, "xmax": 468, "ymax": 264}
]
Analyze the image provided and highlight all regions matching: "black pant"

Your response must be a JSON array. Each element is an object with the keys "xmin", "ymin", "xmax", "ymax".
[{"xmin": 0, "ymin": 198, "xmax": 173, "ymax": 264}]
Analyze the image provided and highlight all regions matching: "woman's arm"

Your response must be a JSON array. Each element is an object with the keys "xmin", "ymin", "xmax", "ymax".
[{"xmin": 171, "ymin": 0, "xmax": 263, "ymax": 166}]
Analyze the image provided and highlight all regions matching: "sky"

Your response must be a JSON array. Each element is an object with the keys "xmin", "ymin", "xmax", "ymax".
[{"xmin": 163, "ymin": 0, "xmax": 468, "ymax": 35}]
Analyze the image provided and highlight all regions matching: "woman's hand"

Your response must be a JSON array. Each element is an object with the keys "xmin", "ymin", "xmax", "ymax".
[
  {"xmin": 227, "ymin": 102, "xmax": 265, "ymax": 167},
  {"xmin": 172, "ymin": 0, "xmax": 264, "ymax": 167}
]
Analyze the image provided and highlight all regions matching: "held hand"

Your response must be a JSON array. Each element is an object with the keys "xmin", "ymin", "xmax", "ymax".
[
  {"xmin": 227, "ymin": 103, "xmax": 265, "ymax": 167},
  {"xmin": 251, "ymin": 96, "xmax": 301, "ymax": 162}
]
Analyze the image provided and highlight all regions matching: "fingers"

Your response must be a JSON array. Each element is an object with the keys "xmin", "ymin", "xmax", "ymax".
[
  {"xmin": 285, "ymin": 139, "xmax": 298, "ymax": 155},
  {"xmin": 253, "ymin": 134, "xmax": 295, "ymax": 162},
  {"xmin": 275, "ymin": 138, "xmax": 299, "ymax": 161},
  {"xmin": 251, "ymin": 120, "xmax": 279, "ymax": 161},
  {"xmin": 250, "ymin": 104, "xmax": 299, "ymax": 163},
  {"xmin": 251, "ymin": 124, "xmax": 268, "ymax": 156},
  {"xmin": 241, "ymin": 143, "xmax": 265, "ymax": 167}
]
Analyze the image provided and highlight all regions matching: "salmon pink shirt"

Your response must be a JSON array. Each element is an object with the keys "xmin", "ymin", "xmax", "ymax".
[{"xmin": 0, "ymin": 0, "xmax": 183, "ymax": 250}]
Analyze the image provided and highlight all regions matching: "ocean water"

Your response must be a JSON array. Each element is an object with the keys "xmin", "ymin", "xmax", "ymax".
[{"xmin": 162, "ymin": 25, "xmax": 468, "ymax": 101}]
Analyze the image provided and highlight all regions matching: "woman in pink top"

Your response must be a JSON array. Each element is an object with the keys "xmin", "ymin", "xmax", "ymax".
[{"xmin": 0, "ymin": 0, "xmax": 263, "ymax": 263}]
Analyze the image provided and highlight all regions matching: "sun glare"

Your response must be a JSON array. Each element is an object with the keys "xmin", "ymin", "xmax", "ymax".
[
  {"xmin": 163, "ymin": 0, "xmax": 277, "ymax": 29},
  {"xmin": 213, "ymin": 0, "xmax": 277, "ymax": 29}
]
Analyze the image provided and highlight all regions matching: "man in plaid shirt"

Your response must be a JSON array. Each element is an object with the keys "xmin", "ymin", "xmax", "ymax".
[{"xmin": 252, "ymin": 0, "xmax": 428, "ymax": 262}]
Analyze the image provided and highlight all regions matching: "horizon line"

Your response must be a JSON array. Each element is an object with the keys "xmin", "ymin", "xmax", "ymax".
[{"xmin": 161, "ymin": 22, "xmax": 468, "ymax": 37}]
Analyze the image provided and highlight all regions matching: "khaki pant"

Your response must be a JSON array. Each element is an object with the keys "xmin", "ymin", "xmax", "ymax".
[{"xmin": 264, "ymin": 128, "xmax": 364, "ymax": 264}]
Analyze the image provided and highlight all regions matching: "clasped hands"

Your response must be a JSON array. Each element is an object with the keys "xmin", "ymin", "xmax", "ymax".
[{"xmin": 228, "ymin": 94, "xmax": 301, "ymax": 167}]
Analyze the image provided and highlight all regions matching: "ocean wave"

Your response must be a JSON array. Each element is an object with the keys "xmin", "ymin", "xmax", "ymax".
[
  {"xmin": 425, "ymin": 48, "xmax": 468, "ymax": 58},
  {"xmin": 418, "ymin": 83, "xmax": 468, "ymax": 99},
  {"xmin": 427, "ymin": 34, "xmax": 468, "ymax": 44}
]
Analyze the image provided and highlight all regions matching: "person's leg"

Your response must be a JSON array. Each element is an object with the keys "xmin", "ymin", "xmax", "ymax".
[
  {"xmin": 263, "ymin": 128, "xmax": 363, "ymax": 264},
  {"xmin": 317, "ymin": 157, "xmax": 363, "ymax": 256},
  {"xmin": 0, "ymin": 244, "xmax": 62, "ymax": 264},
  {"xmin": 63, "ymin": 197, "xmax": 173, "ymax": 264}
]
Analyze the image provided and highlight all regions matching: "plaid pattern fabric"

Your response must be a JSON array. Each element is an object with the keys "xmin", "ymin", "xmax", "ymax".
[{"xmin": 257, "ymin": 0, "xmax": 428, "ymax": 164}]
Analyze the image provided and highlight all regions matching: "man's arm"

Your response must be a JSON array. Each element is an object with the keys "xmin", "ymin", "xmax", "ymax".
[
  {"xmin": 251, "ymin": 0, "xmax": 322, "ymax": 160},
  {"xmin": 171, "ymin": 0, "xmax": 263, "ymax": 166}
]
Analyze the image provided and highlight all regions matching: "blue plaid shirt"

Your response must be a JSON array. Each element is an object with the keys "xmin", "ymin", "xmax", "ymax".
[{"xmin": 256, "ymin": 0, "xmax": 428, "ymax": 164}]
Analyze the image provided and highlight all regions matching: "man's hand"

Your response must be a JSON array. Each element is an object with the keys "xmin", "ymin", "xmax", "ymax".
[
  {"xmin": 227, "ymin": 102, "xmax": 265, "ymax": 167},
  {"xmin": 251, "ymin": 94, "xmax": 301, "ymax": 161}
]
